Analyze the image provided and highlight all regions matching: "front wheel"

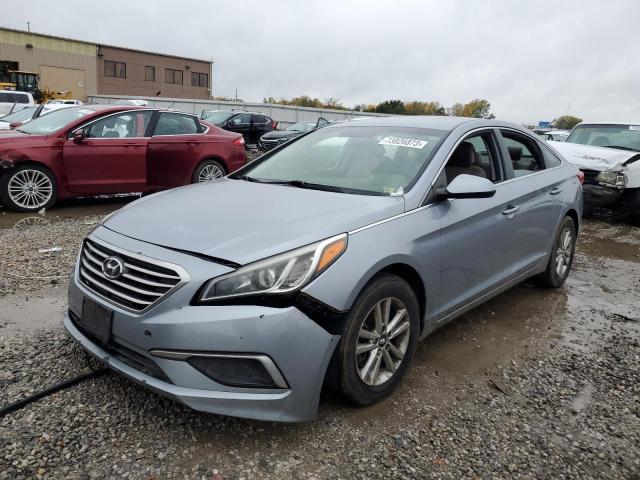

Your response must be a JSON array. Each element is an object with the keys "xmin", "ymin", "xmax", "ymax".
[
  {"xmin": 327, "ymin": 274, "xmax": 420, "ymax": 406},
  {"xmin": 0, "ymin": 164, "xmax": 58, "ymax": 212},
  {"xmin": 535, "ymin": 216, "xmax": 577, "ymax": 288},
  {"xmin": 192, "ymin": 159, "xmax": 226, "ymax": 183}
]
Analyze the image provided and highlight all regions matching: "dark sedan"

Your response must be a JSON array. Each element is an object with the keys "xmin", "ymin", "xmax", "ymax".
[
  {"xmin": 258, "ymin": 118, "xmax": 330, "ymax": 151},
  {"xmin": 204, "ymin": 111, "xmax": 277, "ymax": 145},
  {"xmin": 0, "ymin": 105, "xmax": 247, "ymax": 212}
]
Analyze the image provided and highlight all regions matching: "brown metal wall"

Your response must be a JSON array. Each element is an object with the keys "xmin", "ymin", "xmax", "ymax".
[{"xmin": 96, "ymin": 46, "xmax": 211, "ymax": 99}]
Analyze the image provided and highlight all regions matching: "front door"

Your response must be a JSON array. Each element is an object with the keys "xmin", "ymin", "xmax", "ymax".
[
  {"xmin": 432, "ymin": 130, "xmax": 518, "ymax": 319},
  {"xmin": 63, "ymin": 110, "xmax": 153, "ymax": 194}
]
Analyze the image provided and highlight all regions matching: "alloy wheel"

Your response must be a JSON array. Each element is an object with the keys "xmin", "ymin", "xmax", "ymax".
[
  {"xmin": 555, "ymin": 227, "xmax": 573, "ymax": 277},
  {"xmin": 198, "ymin": 164, "xmax": 224, "ymax": 182},
  {"xmin": 8, "ymin": 169, "xmax": 53, "ymax": 210},
  {"xmin": 355, "ymin": 297, "xmax": 411, "ymax": 386}
]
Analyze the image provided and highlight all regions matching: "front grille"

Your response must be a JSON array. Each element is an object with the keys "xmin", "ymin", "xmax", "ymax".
[
  {"xmin": 262, "ymin": 139, "xmax": 280, "ymax": 151},
  {"xmin": 581, "ymin": 169, "xmax": 599, "ymax": 185},
  {"xmin": 79, "ymin": 238, "xmax": 188, "ymax": 312}
]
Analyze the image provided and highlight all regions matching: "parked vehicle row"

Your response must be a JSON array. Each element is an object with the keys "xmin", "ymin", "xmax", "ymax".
[
  {"xmin": 62, "ymin": 115, "xmax": 583, "ymax": 422},
  {"xmin": 258, "ymin": 118, "xmax": 330, "ymax": 151},
  {"xmin": 550, "ymin": 122, "xmax": 640, "ymax": 224},
  {"xmin": 203, "ymin": 111, "xmax": 277, "ymax": 145},
  {"xmin": 0, "ymin": 105, "xmax": 246, "ymax": 212},
  {"xmin": 0, "ymin": 103, "xmax": 74, "ymax": 130}
]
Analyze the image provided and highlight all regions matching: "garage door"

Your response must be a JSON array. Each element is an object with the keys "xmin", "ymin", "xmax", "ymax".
[{"xmin": 39, "ymin": 65, "xmax": 87, "ymax": 101}]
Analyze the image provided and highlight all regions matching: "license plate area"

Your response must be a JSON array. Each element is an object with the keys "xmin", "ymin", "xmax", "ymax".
[{"xmin": 80, "ymin": 297, "xmax": 113, "ymax": 345}]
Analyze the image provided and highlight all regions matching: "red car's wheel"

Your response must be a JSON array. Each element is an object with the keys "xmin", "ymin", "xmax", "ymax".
[
  {"xmin": 192, "ymin": 159, "xmax": 226, "ymax": 183},
  {"xmin": 0, "ymin": 164, "xmax": 58, "ymax": 212}
]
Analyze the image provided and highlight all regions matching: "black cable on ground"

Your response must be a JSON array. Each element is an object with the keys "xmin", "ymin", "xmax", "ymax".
[{"xmin": 0, "ymin": 368, "xmax": 109, "ymax": 418}]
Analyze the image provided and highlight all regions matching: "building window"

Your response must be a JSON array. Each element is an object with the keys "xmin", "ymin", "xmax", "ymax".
[
  {"xmin": 165, "ymin": 68, "xmax": 183, "ymax": 85},
  {"xmin": 145, "ymin": 66, "xmax": 155, "ymax": 81},
  {"xmin": 105, "ymin": 60, "xmax": 126, "ymax": 78},
  {"xmin": 191, "ymin": 72, "xmax": 208, "ymax": 88}
]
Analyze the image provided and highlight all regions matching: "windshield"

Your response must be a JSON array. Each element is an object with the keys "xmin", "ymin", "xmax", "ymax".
[
  {"xmin": 566, "ymin": 124, "xmax": 640, "ymax": 152},
  {"xmin": 0, "ymin": 105, "xmax": 37, "ymax": 123},
  {"xmin": 286, "ymin": 122, "xmax": 314, "ymax": 132},
  {"xmin": 237, "ymin": 125, "xmax": 447, "ymax": 195},
  {"xmin": 204, "ymin": 111, "xmax": 236, "ymax": 125},
  {"xmin": 18, "ymin": 107, "xmax": 95, "ymax": 135}
]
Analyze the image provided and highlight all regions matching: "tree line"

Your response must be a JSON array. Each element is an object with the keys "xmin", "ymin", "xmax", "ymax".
[{"xmin": 262, "ymin": 96, "xmax": 496, "ymax": 119}]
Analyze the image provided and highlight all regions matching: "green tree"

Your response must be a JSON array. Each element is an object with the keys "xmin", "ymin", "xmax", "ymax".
[
  {"xmin": 374, "ymin": 100, "xmax": 406, "ymax": 114},
  {"xmin": 553, "ymin": 115, "xmax": 582, "ymax": 130},
  {"xmin": 404, "ymin": 101, "xmax": 446, "ymax": 116}
]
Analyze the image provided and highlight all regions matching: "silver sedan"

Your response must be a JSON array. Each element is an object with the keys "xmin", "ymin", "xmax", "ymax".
[{"xmin": 64, "ymin": 116, "xmax": 583, "ymax": 421}]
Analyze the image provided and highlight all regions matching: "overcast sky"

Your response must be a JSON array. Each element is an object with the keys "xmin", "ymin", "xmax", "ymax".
[{"xmin": 2, "ymin": 0, "xmax": 639, "ymax": 123}]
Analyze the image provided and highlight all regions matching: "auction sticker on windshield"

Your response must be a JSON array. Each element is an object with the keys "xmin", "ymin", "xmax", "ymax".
[{"xmin": 379, "ymin": 136, "xmax": 428, "ymax": 149}]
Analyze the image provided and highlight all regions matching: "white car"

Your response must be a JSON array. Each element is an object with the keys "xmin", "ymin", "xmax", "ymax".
[
  {"xmin": 0, "ymin": 103, "xmax": 74, "ymax": 130},
  {"xmin": 0, "ymin": 91, "xmax": 35, "ymax": 116},
  {"xmin": 45, "ymin": 99, "xmax": 84, "ymax": 105},
  {"xmin": 541, "ymin": 130, "xmax": 570, "ymax": 142},
  {"xmin": 550, "ymin": 122, "xmax": 640, "ymax": 224}
]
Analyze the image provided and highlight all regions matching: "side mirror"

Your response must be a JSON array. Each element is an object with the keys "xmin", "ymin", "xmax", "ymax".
[
  {"xmin": 72, "ymin": 129, "xmax": 85, "ymax": 144},
  {"xmin": 436, "ymin": 174, "xmax": 496, "ymax": 200}
]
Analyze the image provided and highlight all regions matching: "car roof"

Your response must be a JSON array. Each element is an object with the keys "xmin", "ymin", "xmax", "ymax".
[
  {"xmin": 575, "ymin": 121, "xmax": 640, "ymax": 126},
  {"xmin": 327, "ymin": 115, "xmax": 523, "ymax": 132}
]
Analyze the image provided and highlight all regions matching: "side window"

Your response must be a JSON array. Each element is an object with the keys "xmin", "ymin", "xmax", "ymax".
[
  {"xmin": 153, "ymin": 113, "xmax": 199, "ymax": 135},
  {"xmin": 542, "ymin": 147, "xmax": 562, "ymax": 168},
  {"xmin": 86, "ymin": 111, "xmax": 153, "ymax": 139},
  {"xmin": 230, "ymin": 113, "xmax": 251, "ymax": 125},
  {"xmin": 443, "ymin": 132, "xmax": 502, "ymax": 185},
  {"xmin": 16, "ymin": 94, "xmax": 30, "ymax": 104},
  {"xmin": 253, "ymin": 115, "xmax": 269, "ymax": 124},
  {"xmin": 500, "ymin": 131, "xmax": 545, "ymax": 177}
]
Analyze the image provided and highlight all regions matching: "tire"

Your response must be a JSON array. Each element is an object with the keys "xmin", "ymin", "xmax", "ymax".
[
  {"xmin": 534, "ymin": 216, "xmax": 577, "ymax": 288},
  {"xmin": 192, "ymin": 159, "xmax": 226, "ymax": 183},
  {"xmin": 0, "ymin": 164, "xmax": 58, "ymax": 213},
  {"xmin": 327, "ymin": 274, "xmax": 420, "ymax": 406},
  {"xmin": 629, "ymin": 191, "xmax": 640, "ymax": 226}
]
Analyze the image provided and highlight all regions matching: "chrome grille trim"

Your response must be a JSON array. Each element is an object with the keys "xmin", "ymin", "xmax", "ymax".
[{"xmin": 78, "ymin": 237, "xmax": 190, "ymax": 313}]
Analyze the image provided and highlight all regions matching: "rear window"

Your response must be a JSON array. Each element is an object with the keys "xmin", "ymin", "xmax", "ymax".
[{"xmin": 0, "ymin": 92, "xmax": 30, "ymax": 103}]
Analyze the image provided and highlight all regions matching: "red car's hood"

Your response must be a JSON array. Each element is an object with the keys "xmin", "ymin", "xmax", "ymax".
[{"xmin": 0, "ymin": 130, "xmax": 40, "ymax": 143}]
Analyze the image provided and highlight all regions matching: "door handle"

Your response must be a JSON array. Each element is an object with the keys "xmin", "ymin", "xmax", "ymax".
[
  {"xmin": 549, "ymin": 187, "xmax": 563, "ymax": 195},
  {"xmin": 502, "ymin": 205, "xmax": 520, "ymax": 215}
]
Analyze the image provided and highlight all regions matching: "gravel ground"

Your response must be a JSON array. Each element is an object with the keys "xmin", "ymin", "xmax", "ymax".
[{"xmin": 0, "ymin": 205, "xmax": 639, "ymax": 479}]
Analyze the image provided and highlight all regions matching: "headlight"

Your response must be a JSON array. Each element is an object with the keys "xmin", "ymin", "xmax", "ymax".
[
  {"xmin": 199, "ymin": 234, "xmax": 348, "ymax": 302},
  {"xmin": 596, "ymin": 170, "xmax": 627, "ymax": 188}
]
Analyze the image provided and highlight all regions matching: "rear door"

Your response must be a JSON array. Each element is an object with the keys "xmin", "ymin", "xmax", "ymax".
[
  {"xmin": 497, "ymin": 129, "xmax": 565, "ymax": 274},
  {"xmin": 146, "ymin": 111, "xmax": 204, "ymax": 188},
  {"xmin": 251, "ymin": 114, "xmax": 272, "ymax": 143},
  {"xmin": 62, "ymin": 110, "xmax": 153, "ymax": 194}
]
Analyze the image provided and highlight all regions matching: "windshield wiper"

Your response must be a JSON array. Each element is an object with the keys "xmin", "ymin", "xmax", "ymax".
[
  {"xmin": 281, "ymin": 180, "xmax": 353, "ymax": 193},
  {"xmin": 602, "ymin": 145, "xmax": 640, "ymax": 152},
  {"xmin": 233, "ymin": 174, "xmax": 263, "ymax": 182}
]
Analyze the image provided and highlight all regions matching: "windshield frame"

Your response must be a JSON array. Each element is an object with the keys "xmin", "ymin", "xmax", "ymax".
[{"xmin": 231, "ymin": 124, "xmax": 450, "ymax": 196}]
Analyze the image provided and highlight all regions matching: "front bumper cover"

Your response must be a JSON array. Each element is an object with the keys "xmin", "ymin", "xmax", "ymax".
[{"xmin": 583, "ymin": 183, "xmax": 623, "ymax": 206}]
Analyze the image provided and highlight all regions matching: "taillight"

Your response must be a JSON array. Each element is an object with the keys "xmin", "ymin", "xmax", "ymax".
[
  {"xmin": 577, "ymin": 170, "xmax": 585, "ymax": 184},
  {"xmin": 271, "ymin": 120, "xmax": 278, "ymax": 129},
  {"xmin": 233, "ymin": 136, "xmax": 245, "ymax": 147}
]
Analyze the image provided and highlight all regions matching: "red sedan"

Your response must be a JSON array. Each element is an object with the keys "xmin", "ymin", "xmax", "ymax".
[{"xmin": 0, "ymin": 105, "xmax": 247, "ymax": 212}]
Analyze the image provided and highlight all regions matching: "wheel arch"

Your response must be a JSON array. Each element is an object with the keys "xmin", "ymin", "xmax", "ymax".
[{"xmin": 565, "ymin": 208, "xmax": 580, "ymax": 231}]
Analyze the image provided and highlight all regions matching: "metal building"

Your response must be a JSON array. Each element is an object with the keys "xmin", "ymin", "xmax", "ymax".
[{"xmin": 0, "ymin": 27, "xmax": 213, "ymax": 101}]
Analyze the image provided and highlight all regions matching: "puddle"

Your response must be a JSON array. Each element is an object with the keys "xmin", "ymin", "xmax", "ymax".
[
  {"xmin": 0, "ymin": 289, "xmax": 68, "ymax": 337},
  {"xmin": 0, "ymin": 195, "xmax": 138, "ymax": 230}
]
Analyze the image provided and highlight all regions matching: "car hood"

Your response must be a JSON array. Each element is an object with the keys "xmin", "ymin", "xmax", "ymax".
[
  {"xmin": 0, "ymin": 130, "xmax": 31, "ymax": 141},
  {"xmin": 261, "ymin": 130, "xmax": 301, "ymax": 140},
  {"xmin": 103, "ymin": 178, "xmax": 405, "ymax": 265},
  {"xmin": 550, "ymin": 141, "xmax": 640, "ymax": 171}
]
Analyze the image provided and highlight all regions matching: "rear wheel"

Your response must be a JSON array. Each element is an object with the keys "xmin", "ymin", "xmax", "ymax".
[
  {"xmin": 535, "ymin": 216, "xmax": 577, "ymax": 288},
  {"xmin": 327, "ymin": 274, "xmax": 420, "ymax": 406},
  {"xmin": 192, "ymin": 159, "xmax": 226, "ymax": 183},
  {"xmin": 0, "ymin": 164, "xmax": 58, "ymax": 212}
]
